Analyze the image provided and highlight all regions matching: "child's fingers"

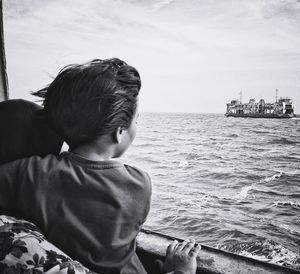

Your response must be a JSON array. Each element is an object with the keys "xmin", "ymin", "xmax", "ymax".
[
  {"xmin": 175, "ymin": 240, "xmax": 188, "ymax": 252},
  {"xmin": 189, "ymin": 244, "xmax": 201, "ymax": 258},
  {"xmin": 166, "ymin": 240, "xmax": 178, "ymax": 256},
  {"xmin": 182, "ymin": 239, "xmax": 195, "ymax": 254}
]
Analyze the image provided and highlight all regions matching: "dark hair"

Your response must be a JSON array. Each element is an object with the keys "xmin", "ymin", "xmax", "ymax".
[{"xmin": 34, "ymin": 58, "xmax": 141, "ymax": 149}]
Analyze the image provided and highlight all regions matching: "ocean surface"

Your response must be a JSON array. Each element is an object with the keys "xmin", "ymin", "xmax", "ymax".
[{"xmin": 122, "ymin": 113, "xmax": 300, "ymax": 270}]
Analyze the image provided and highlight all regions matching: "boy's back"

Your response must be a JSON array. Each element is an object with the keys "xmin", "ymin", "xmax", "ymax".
[{"xmin": 0, "ymin": 152, "xmax": 151, "ymax": 273}]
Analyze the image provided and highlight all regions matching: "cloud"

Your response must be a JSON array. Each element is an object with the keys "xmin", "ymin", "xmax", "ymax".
[{"xmin": 3, "ymin": 0, "xmax": 300, "ymax": 112}]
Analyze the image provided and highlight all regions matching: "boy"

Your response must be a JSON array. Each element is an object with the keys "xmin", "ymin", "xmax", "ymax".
[{"xmin": 0, "ymin": 58, "xmax": 151, "ymax": 273}]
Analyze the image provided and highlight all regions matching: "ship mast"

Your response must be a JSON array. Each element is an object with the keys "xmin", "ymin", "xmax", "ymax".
[
  {"xmin": 239, "ymin": 91, "xmax": 242, "ymax": 103},
  {"xmin": 276, "ymin": 89, "xmax": 278, "ymax": 103}
]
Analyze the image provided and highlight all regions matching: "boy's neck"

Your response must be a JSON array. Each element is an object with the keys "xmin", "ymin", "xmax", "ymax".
[
  {"xmin": 70, "ymin": 137, "xmax": 117, "ymax": 161},
  {"xmin": 70, "ymin": 148, "xmax": 113, "ymax": 161}
]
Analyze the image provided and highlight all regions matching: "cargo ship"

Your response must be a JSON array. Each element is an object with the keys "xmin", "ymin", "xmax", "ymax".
[{"xmin": 225, "ymin": 91, "xmax": 295, "ymax": 118}]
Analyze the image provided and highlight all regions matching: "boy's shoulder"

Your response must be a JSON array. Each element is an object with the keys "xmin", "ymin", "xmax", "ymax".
[
  {"xmin": 0, "ymin": 154, "xmax": 60, "ymax": 181},
  {"xmin": 3, "ymin": 153, "xmax": 58, "ymax": 166},
  {"xmin": 15, "ymin": 154, "xmax": 60, "ymax": 171},
  {"xmin": 123, "ymin": 164, "xmax": 152, "ymax": 193},
  {"xmin": 123, "ymin": 164, "xmax": 151, "ymax": 182}
]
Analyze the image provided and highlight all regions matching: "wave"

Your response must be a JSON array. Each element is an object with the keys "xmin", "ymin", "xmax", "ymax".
[
  {"xmin": 239, "ymin": 241, "xmax": 300, "ymax": 270},
  {"xmin": 268, "ymin": 138, "xmax": 299, "ymax": 145},
  {"xmin": 273, "ymin": 200, "xmax": 300, "ymax": 209},
  {"xmin": 133, "ymin": 156, "xmax": 160, "ymax": 164},
  {"xmin": 271, "ymin": 155, "xmax": 300, "ymax": 161},
  {"xmin": 181, "ymin": 152, "xmax": 202, "ymax": 160},
  {"xmin": 178, "ymin": 160, "xmax": 189, "ymax": 168},
  {"xmin": 286, "ymin": 169, "xmax": 300, "ymax": 176},
  {"xmin": 226, "ymin": 133, "xmax": 239, "ymax": 138},
  {"xmin": 263, "ymin": 172, "xmax": 283, "ymax": 182},
  {"xmin": 235, "ymin": 185, "xmax": 254, "ymax": 199},
  {"xmin": 271, "ymin": 222, "xmax": 300, "ymax": 236},
  {"xmin": 234, "ymin": 172, "xmax": 285, "ymax": 199},
  {"xmin": 252, "ymin": 130, "xmax": 271, "ymax": 134},
  {"xmin": 220, "ymin": 238, "xmax": 300, "ymax": 270},
  {"xmin": 134, "ymin": 143, "xmax": 166, "ymax": 148},
  {"xmin": 252, "ymin": 188, "xmax": 300, "ymax": 198},
  {"xmin": 207, "ymin": 172, "xmax": 236, "ymax": 180}
]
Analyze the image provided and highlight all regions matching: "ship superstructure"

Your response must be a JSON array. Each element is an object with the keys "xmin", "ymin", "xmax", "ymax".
[{"xmin": 225, "ymin": 93, "xmax": 295, "ymax": 118}]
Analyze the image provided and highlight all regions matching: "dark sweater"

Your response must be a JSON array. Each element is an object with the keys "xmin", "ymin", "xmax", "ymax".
[
  {"xmin": 0, "ymin": 99, "xmax": 63, "ymax": 164},
  {"xmin": 0, "ymin": 152, "xmax": 151, "ymax": 273}
]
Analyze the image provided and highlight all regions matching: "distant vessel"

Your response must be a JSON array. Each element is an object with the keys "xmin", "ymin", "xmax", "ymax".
[{"xmin": 225, "ymin": 90, "xmax": 295, "ymax": 118}]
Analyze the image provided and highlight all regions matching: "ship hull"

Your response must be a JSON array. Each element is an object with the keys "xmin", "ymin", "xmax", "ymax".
[{"xmin": 225, "ymin": 113, "xmax": 295, "ymax": 118}]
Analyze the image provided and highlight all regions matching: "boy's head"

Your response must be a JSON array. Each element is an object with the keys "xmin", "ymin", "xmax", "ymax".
[{"xmin": 42, "ymin": 58, "xmax": 141, "ymax": 150}]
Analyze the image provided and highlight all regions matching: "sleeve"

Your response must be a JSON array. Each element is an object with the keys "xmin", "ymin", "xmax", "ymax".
[
  {"xmin": 123, "ymin": 164, "xmax": 152, "ymax": 225},
  {"xmin": 0, "ymin": 160, "xmax": 23, "ymax": 216},
  {"xmin": 141, "ymin": 171, "xmax": 152, "ymax": 224}
]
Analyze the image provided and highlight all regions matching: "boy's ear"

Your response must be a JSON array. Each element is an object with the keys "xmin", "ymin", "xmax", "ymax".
[{"xmin": 113, "ymin": 127, "xmax": 123, "ymax": 144}]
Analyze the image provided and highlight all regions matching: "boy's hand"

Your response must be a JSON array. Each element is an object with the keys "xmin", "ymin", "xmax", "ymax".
[{"xmin": 163, "ymin": 239, "xmax": 201, "ymax": 274}]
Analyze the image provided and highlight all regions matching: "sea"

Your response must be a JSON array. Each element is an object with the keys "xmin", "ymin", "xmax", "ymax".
[{"xmin": 121, "ymin": 113, "xmax": 300, "ymax": 270}]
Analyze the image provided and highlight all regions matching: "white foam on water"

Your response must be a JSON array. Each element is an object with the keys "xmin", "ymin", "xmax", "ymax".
[
  {"xmin": 179, "ymin": 160, "xmax": 189, "ymax": 168},
  {"xmin": 240, "ymin": 241, "xmax": 300, "ymax": 269},
  {"xmin": 235, "ymin": 184, "xmax": 254, "ymax": 199},
  {"xmin": 274, "ymin": 200, "xmax": 300, "ymax": 208},
  {"xmin": 287, "ymin": 169, "xmax": 300, "ymax": 176},
  {"xmin": 263, "ymin": 172, "xmax": 283, "ymax": 182},
  {"xmin": 277, "ymin": 223, "xmax": 300, "ymax": 235},
  {"xmin": 235, "ymin": 171, "xmax": 284, "ymax": 200},
  {"xmin": 239, "ymin": 251, "xmax": 270, "ymax": 262}
]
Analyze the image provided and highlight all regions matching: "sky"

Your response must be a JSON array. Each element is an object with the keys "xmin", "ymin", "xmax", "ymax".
[{"xmin": 3, "ymin": 0, "xmax": 300, "ymax": 113}]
